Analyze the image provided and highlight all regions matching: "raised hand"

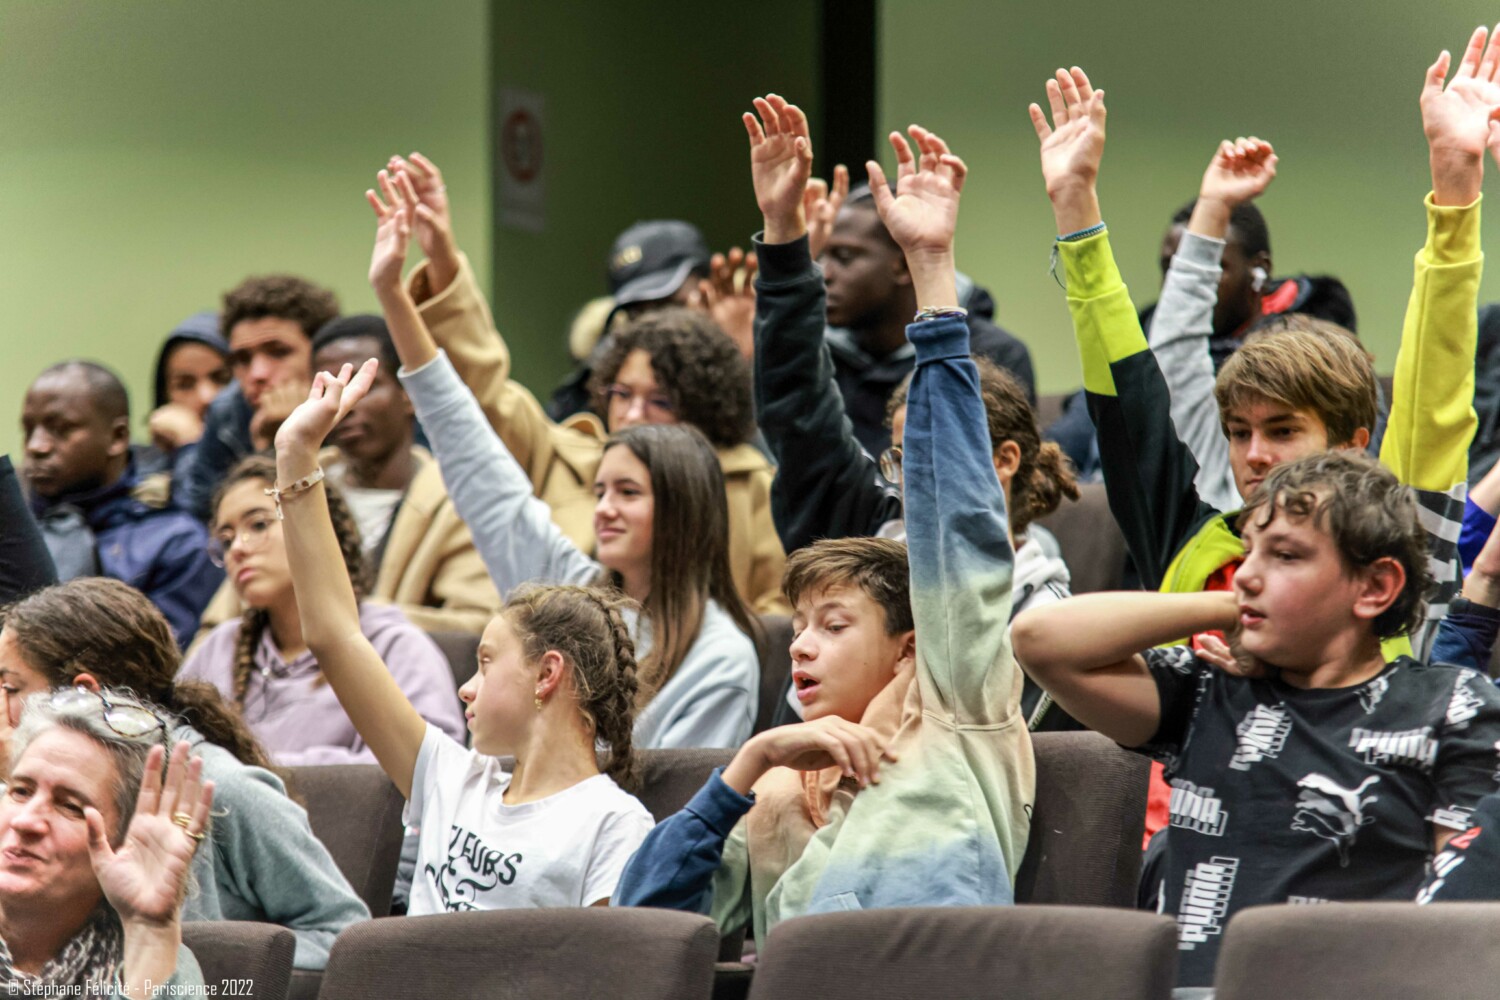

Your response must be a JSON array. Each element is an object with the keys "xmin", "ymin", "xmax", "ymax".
[
  {"xmin": 89, "ymin": 742, "xmax": 213, "ymax": 928},
  {"xmin": 1028, "ymin": 67, "xmax": 1107, "ymax": 234},
  {"xmin": 389, "ymin": 152, "xmax": 460, "ymax": 293},
  {"xmin": 698, "ymin": 248, "xmax": 758, "ymax": 360},
  {"xmin": 803, "ymin": 164, "xmax": 849, "ymax": 259},
  {"xmin": 864, "ymin": 125, "xmax": 966, "ymax": 310},
  {"xmin": 745, "ymin": 94, "xmax": 814, "ymax": 244},
  {"xmin": 366, "ymin": 169, "xmax": 418, "ymax": 295},
  {"xmin": 1189, "ymin": 137, "xmax": 1278, "ymax": 239},
  {"xmin": 273, "ymin": 361, "xmax": 380, "ymax": 460},
  {"xmin": 1421, "ymin": 26, "xmax": 1500, "ymax": 205},
  {"xmin": 865, "ymin": 125, "xmax": 967, "ymax": 257}
]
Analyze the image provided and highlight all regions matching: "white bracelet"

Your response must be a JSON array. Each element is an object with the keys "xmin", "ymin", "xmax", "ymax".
[{"xmin": 264, "ymin": 467, "xmax": 325, "ymax": 520}]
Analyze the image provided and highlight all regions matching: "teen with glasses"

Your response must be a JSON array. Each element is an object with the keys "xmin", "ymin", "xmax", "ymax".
[{"xmin": 180, "ymin": 455, "xmax": 464, "ymax": 765}]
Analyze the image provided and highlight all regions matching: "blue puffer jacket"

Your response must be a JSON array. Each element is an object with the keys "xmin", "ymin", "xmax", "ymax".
[
  {"xmin": 176, "ymin": 382, "xmax": 256, "ymax": 522},
  {"xmin": 31, "ymin": 464, "xmax": 222, "ymax": 649}
]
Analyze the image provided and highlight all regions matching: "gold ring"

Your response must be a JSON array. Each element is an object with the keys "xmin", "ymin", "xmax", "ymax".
[
  {"xmin": 186, "ymin": 829, "xmax": 206, "ymax": 843},
  {"xmin": 171, "ymin": 812, "xmax": 194, "ymax": 829}
]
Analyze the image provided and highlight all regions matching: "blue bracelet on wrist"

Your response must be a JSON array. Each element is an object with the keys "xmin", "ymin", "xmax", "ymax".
[{"xmin": 1056, "ymin": 222, "xmax": 1107, "ymax": 243}]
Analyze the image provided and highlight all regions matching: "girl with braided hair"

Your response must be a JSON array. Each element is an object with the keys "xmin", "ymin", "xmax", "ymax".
[
  {"xmin": 272, "ymin": 363, "xmax": 654, "ymax": 912},
  {"xmin": 179, "ymin": 455, "xmax": 465, "ymax": 765}
]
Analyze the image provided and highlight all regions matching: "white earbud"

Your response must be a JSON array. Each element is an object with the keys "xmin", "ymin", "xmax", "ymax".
[{"xmin": 1251, "ymin": 266, "xmax": 1269, "ymax": 292}]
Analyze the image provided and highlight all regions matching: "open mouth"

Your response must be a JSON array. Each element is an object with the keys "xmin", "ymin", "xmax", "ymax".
[
  {"xmin": 793, "ymin": 671, "xmax": 821, "ymax": 703},
  {"xmin": 1239, "ymin": 607, "xmax": 1266, "ymax": 628}
]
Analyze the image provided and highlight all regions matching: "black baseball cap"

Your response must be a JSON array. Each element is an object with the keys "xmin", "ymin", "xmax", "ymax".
[{"xmin": 607, "ymin": 220, "xmax": 711, "ymax": 306}]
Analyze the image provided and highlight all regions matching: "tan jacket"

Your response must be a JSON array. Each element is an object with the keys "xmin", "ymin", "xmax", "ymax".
[
  {"xmin": 409, "ymin": 255, "xmax": 790, "ymax": 615},
  {"xmin": 195, "ymin": 446, "xmax": 500, "ymax": 638}
]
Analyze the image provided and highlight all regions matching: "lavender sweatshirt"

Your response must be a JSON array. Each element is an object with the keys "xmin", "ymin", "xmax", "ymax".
[{"xmin": 179, "ymin": 602, "xmax": 465, "ymax": 765}]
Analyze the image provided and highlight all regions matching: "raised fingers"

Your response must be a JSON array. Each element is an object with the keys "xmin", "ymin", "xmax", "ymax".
[
  {"xmin": 1028, "ymin": 103, "xmax": 1054, "ymax": 142},
  {"xmin": 1070, "ymin": 66, "xmax": 1095, "ymax": 101},
  {"xmin": 135, "ymin": 744, "xmax": 166, "ymax": 817},
  {"xmin": 156, "ymin": 740, "xmax": 192, "ymax": 820},
  {"xmin": 888, "ymin": 130, "xmax": 916, "ymax": 181},
  {"xmin": 1044, "ymin": 78, "xmax": 1067, "ymax": 128},
  {"xmin": 1055, "ymin": 68, "xmax": 1081, "ymax": 112},
  {"xmin": 753, "ymin": 97, "xmax": 781, "ymax": 137},
  {"xmin": 408, "ymin": 151, "xmax": 444, "ymax": 184},
  {"xmin": 1458, "ymin": 25, "xmax": 1489, "ymax": 78}
]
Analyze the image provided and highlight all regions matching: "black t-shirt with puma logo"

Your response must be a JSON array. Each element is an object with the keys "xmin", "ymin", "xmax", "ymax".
[{"xmin": 1138, "ymin": 648, "xmax": 1500, "ymax": 988}]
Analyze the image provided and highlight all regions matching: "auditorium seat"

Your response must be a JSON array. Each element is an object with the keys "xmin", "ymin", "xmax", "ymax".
[
  {"xmin": 747, "ymin": 907, "xmax": 1177, "ymax": 1000},
  {"xmin": 318, "ymin": 909, "xmax": 719, "ymax": 1000},
  {"xmin": 428, "ymin": 628, "xmax": 481, "ymax": 691},
  {"xmin": 1214, "ymin": 902, "xmax": 1500, "ymax": 999},
  {"xmin": 1016, "ymin": 731, "xmax": 1149, "ymax": 907},
  {"xmin": 1034, "ymin": 482, "xmax": 1127, "ymax": 594},
  {"xmin": 182, "ymin": 921, "xmax": 295, "ymax": 1000},
  {"xmin": 755, "ymin": 614, "xmax": 793, "ymax": 734},
  {"xmin": 285, "ymin": 764, "xmax": 406, "ymax": 916}
]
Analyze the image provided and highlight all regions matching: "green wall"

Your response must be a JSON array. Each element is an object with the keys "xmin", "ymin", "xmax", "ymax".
[
  {"xmin": 0, "ymin": 0, "xmax": 490, "ymax": 456},
  {"xmin": 489, "ymin": 0, "xmax": 820, "ymax": 393},
  {"xmin": 880, "ymin": 2, "xmax": 1500, "ymax": 392}
]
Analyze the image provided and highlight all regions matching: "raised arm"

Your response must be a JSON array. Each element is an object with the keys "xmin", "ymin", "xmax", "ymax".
[
  {"xmin": 1149, "ymin": 138, "xmax": 1278, "ymax": 513},
  {"xmin": 1029, "ymin": 67, "xmax": 1222, "ymax": 590},
  {"xmin": 865, "ymin": 123, "xmax": 1008, "ymax": 721},
  {"xmin": 387, "ymin": 154, "xmax": 587, "ymax": 488},
  {"xmin": 1012, "ymin": 590, "xmax": 1238, "ymax": 746},
  {"xmin": 273, "ymin": 361, "xmax": 427, "ymax": 798},
  {"xmin": 367, "ymin": 174, "xmax": 600, "ymax": 594},
  {"xmin": 747, "ymin": 94, "xmax": 901, "ymax": 552},
  {"xmin": 1383, "ymin": 27, "xmax": 1500, "ymax": 652}
]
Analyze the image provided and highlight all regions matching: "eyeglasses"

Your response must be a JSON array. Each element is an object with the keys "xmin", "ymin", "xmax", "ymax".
[
  {"xmin": 603, "ymin": 384, "xmax": 675, "ymax": 418},
  {"xmin": 49, "ymin": 687, "xmax": 169, "ymax": 744},
  {"xmin": 208, "ymin": 511, "xmax": 277, "ymax": 567},
  {"xmin": 879, "ymin": 446, "xmax": 903, "ymax": 487}
]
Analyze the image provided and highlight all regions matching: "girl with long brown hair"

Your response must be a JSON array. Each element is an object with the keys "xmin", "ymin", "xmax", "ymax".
[{"xmin": 366, "ymin": 174, "xmax": 761, "ymax": 749}]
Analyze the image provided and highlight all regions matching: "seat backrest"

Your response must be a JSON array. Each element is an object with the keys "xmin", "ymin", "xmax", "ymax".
[
  {"xmin": 428, "ymin": 628, "xmax": 481, "ymax": 691},
  {"xmin": 319, "ymin": 909, "xmax": 719, "ymax": 1000},
  {"xmin": 755, "ymin": 614, "xmax": 794, "ymax": 734},
  {"xmin": 285, "ymin": 764, "xmax": 406, "ymax": 916},
  {"xmin": 1016, "ymin": 731, "xmax": 1149, "ymax": 907},
  {"xmin": 1035, "ymin": 481, "xmax": 1127, "ymax": 594},
  {"xmin": 633, "ymin": 748, "xmax": 738, "ymax": 823},
  {"xmin": 182, "ymin": 921, "xmax": 296, "ymax": 1000},
  {"xmin": 1034, "ymin": 391, "xmax": 1071, "ymax": 433},
  {"xmin": 748, "ymin": 906, "xmax": 1176, "ymax": 1000},
  {"xmin": 1214, "ymin": 902, "xmax": 1500, "ymax": 999}
]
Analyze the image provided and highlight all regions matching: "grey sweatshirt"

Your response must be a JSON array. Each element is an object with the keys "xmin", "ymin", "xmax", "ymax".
[
  {"xmin": 176, "ymin": 725, "xmax": 370, "ymax": 969},
  {"xmin": 1147, "ymin": 231, "xmax": 1243, "ymax": 513},
  {"xmin": 399, "ymin": 351, "xmax": 759, "ymax": 750}
]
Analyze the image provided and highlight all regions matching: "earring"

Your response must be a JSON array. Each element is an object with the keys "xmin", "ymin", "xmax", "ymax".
[{"xmin": 534, "ymin": 695, "xmax": 544, "ymax": 712}]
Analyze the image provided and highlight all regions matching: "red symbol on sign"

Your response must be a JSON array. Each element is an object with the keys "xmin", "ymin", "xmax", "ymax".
[{"xmin": 502, "ymin": 109, "xmax": 542, "ymax": 183}]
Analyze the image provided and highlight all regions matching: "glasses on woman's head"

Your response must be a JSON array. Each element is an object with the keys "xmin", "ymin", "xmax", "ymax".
[
  {"xmin": 208, "ymin": 510, "xmax": 277, "ymax": 567},
  {"xmin": 879, "ymin": 446, "xmax": 903, "ymax": 487},
  {"xmin": 603, "ymin": 384, "xmax": 675, "ymax": 419},
  {"xmin": 49, "ymin": 687, "xmax": 169, "ymax": 744}
]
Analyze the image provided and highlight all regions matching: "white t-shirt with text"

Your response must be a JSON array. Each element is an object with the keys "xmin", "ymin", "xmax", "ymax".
[{"xmin": 404, "ymin": 724, "xmax": 655, "ymax": 914}]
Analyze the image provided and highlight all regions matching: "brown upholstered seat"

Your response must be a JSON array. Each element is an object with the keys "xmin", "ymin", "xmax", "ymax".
[
  {"xmin": 754, "ymin": 614, "xmax": 793, "ymax": 734},
  {"xmin": 1214, "ymin": 902, "xmax": 1500, "ymax": 999},
  {"xmin": 318, "ymin": 909, "xmax": 719, "ymax": 1000},
  {"xmin": 1034, "ymin": 481, "xmax": 1127, "ymax": 594},
  {"xmin": 182, "ymin": 921, "xmax": 295, "ymax": 1000},
  {"xmin": 747, "ymin": 906, "xmax": 1177, "ymax": 1000},
  {"xmin": 284, "ymin": 764, "xmax": 406, "ymax": 917},
  {"xmin": 1016, "ymin": 731, "xmax": 1149, "ymax": 907}
]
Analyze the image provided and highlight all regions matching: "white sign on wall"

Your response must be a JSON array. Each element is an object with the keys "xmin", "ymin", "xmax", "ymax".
[{"xmin": 498, "ymin": 87, "xmax": 546, "ymax": 233}]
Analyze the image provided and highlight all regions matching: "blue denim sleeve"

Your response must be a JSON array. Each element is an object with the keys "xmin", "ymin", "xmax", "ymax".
[
  {"xmin": 1430, "ymin": 598, "xmax": 1500, "ymax": 671},
  {"xmin": 1460, "ymin": 496, "xmax": 1496, "ymax": 575},
  {"xmin": 613, "ymin": 769, "xmax": 754, "ymax": 912}
]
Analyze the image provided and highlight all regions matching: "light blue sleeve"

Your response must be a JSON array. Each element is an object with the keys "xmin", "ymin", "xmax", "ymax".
[
  {"xmin": 1148, "ymin": 230, "xmax": 1240, "ymax": 512},
  {"xmin": 399, "ymin": 350, "xmax": 601, "ymax": 594}
]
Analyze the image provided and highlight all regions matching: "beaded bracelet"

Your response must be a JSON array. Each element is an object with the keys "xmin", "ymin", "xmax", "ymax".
[
  {"xmin": 913, "ymin": 305, "xmax": 969, "ymax": 323},
  {"xmin": 264, "ymin": 467, "xmax": 325, "ymax": 520}
]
